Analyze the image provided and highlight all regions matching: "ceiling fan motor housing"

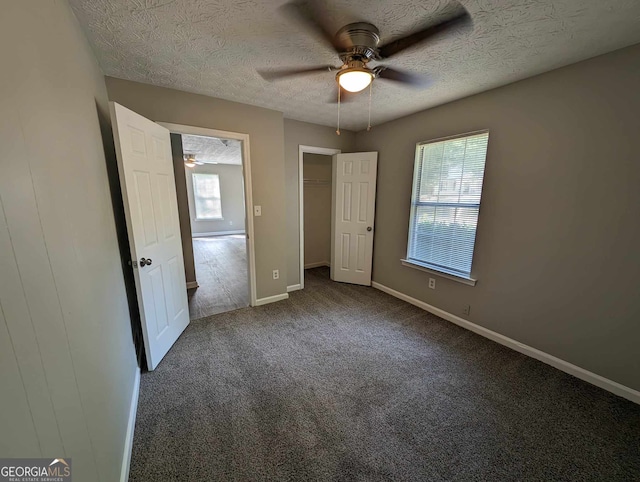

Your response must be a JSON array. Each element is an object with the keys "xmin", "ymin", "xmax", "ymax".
[{"xmin": 336, "ymin": 22, "xmax": 380, "ymax": 62}]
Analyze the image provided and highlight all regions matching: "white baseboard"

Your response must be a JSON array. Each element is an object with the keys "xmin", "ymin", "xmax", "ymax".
[
  {"xmin": 120, "ymin": 367, "xmax": 141, "ymax": 482},
  {"xmin": 304, "ymin": 261, "xmax": 330, "ymax": 269},
  {"xmin": 192, "ymin": 230, "xmax": 245, "ymax": 237},
  {"xmin": 287, "ymin": 284, "xmax": 302, "ymax": 292},
  {"xmin": 186, "ymin": 281, "xmax": 199, "ymax": 289},
  {"xmin": 372, "ymin": 281, "xmax": 640, "ymax": 405},
  {"xmin": 254, "ymin": 292, "xmax": 289, "ymax": 306}
]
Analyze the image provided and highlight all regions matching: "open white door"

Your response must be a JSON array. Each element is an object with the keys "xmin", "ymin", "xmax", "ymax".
[
  {"xmin": 110, "ymin": 102, "xmax": 190, "ymax": 370},
  {"xmin": 331, "ymin": 152, "xmax": 378, "ymax": 285}
]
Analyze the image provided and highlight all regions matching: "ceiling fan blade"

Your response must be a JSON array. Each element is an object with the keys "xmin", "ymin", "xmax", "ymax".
[
  {"xmin": 375, "ymin": 67, "xmax": 430, "ymax": 87},
  {"xmin": 280, "ymin": 0, "xmax": 344, "ymax": 52},
  {"xmin": 377, "ymin": 4, "xmax": 472, "ymax": 59},
  {"xmin": 258, "ymin": 65, "xmax": 338, "ymax": 81}
]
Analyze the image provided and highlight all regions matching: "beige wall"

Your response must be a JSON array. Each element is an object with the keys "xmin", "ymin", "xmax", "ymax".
[
  {"xmin": 356, "ymin": 43, "xmax": 640, "ymax": 391},
  {"xmin": 106, "ymin": 78, "xmax": 287, "ymax": 299},
  {"xmin": 186, "ymin": 163, "xmax": 246, "ymax": 236},
  {"xmin": 284, "ymin": 119, "xmax": 357, "ymax": 286},
  {"xmin": 0, "ymin": 0, "xmax": 138, "ymax": 479},
  {"xmin": 303, "ymin": 154, "xmax": 332, "ymax": 267}
]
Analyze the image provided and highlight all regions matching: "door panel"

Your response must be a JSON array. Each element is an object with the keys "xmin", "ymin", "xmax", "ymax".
[
  {"xmin": 156, "ymin": 173, "xmax": 176, "ymax": 240},
  {"xmin": 133, "ymin": 171, "xmax": 159, "ymax": 247},
  {"xmin": 110, "ymin": 102, "xmax": 189, "ymax": 370},
  {"xmin": 358, "ymin": 182, "xmax": 369, "ymax": 221},
  {"xmin": 148, "ymin": 266, "xmax": 169, "ymax": 337},
  {"xmin": 331, "ymin": 152, "xmax": 378, "ymax": 285},
  {"xmin": 356, "ymin": 234, "xmax": 366, "ymax": 272},
  {"xmin": 342, "ymin": 183, "xmax": 352, "ymax": 221}
]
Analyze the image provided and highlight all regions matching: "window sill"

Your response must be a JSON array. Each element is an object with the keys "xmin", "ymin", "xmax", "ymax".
[
  {"xmin": 400, "ymin": 259, "xmax": 477, "ymax": 286},
  {"xmin": 195, "ymin": 217, "xmax": 224, "ymax": 222}
]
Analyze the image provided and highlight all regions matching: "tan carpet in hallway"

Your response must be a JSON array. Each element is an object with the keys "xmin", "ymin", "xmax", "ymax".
[{"xmin": 188, "ymin": 235, "xmax": 249, "ymax": 319}]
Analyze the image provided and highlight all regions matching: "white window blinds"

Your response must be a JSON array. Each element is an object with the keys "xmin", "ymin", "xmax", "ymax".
[
  {"xmin": 407, "ymin": 131, "xmax": 489, "ymax": 278},
  {"xmin": 193, "ymin": 173, "xmax": 222, "ymax": 220}
]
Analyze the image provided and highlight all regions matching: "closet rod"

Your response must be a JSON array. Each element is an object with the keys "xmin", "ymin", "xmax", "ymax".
[{"xmin": 303, "ymin": 178, "xmax": 330, "ymax": 185}]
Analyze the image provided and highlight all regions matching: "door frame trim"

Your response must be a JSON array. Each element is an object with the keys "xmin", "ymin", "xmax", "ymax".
[
  {"xmin": 298, "ymin": 145, "xmax": 341, "ymax": 289},
  {"xmin": 159, "ymin": 122, "xmax": 257, "ymax": 307}
]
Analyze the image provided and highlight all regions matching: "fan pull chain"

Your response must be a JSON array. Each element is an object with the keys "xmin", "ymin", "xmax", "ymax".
[
  {"xmin": 336, "ymin": 86, "xmax": 341, "ymax": 135},
  {"xmin": 367, "ymin": 82, "xmax": 373, "ymax": 131}
]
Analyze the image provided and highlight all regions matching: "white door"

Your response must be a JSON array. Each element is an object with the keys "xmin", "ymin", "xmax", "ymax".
[
  {"xmin": 331, "ymin": 152, "xmax": 378, "ymax": 285},
  {"xmin": 110, "ymin": 102, "xmax": 190, "ymax": 370}
]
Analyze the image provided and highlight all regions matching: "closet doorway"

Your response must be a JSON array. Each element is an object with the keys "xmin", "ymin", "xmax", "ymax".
[{"xmin": 298, "ymin": 146, "xmax": 340, "ymax": 289}]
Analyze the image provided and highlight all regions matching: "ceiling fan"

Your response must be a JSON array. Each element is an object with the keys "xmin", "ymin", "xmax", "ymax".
[
  {"xmin": 183, "ymin": 153, "xmax": 204, "ymax": 168},
  {"xmin": 259, "ymin": 0, "xmax": 473, "ymax": 97}
]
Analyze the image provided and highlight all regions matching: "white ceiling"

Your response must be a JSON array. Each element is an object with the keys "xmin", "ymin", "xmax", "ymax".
[
  {"xmin": 182, "ymin": 134, "xmax": 242, "ymax": 165},
  {"xmin": 70, "ymin": 0, "xmax": 640, "ymax": 131}
]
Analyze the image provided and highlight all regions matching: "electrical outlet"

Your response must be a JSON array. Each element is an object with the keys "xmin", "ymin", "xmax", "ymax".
[
  {"xmin": 428, "ymin": 278, "xmax": 436, "ymax": 290},
  {"xmin": 254, "ymin": 205, "xmax": 262, "ymax": 216},
  {"xmin": 463, "ymin": 305, "xmax": 471, "ymax": 316},
  {"xmin": 272, "ymin": 269, "xmax": 279, "ymax": 280}
]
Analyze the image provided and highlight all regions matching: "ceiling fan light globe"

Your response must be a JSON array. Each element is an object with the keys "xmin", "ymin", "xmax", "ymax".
[
  {"xmin": 338, "ymin": 70, "xmax": 373, "ymax": 93},
  {"xmin": 184, "ymin": 153, "xmax": 197, "ymax": 167}
]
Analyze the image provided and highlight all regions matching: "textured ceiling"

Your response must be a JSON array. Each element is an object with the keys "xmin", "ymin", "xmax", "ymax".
[
  {"xmin": 182, "ymin": 134, "xmax": 242, "ymax": 165},
  {"xmin": 70, "ymin": 0, "xmax": 640, "ymax": 131}
]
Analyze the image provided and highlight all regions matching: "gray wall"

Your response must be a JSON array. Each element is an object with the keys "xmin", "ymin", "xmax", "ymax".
[
  {"xmin": 284, "ymin": 119, "xmax": 357, "ymax": 287},
  {"xmin": 0, "ymin": 0, "xmax": 138, "ymax": 480},
  {"xmin": 171, "ymin": 133, "xmax": 197, "ymax": 286},
  {"xmin": 106, "ymin": 77, "xmax": 287, "ymax": 299},
  {"xmin": 303, "ymin": 154, "xmax": 332, "ymax": 267},
  {"xmin": 356, "ymin": 43, "xmax": 640, "ymax": 391},
  {"xmin": 186, "ymin": 163, "xmax": 246, "ymax": 235}
]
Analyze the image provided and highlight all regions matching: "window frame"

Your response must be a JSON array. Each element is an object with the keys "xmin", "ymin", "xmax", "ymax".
[
  {"xmin": 402, "ymin": 129, "xmax": 489, "ymax": 286},
  {"xmin": 192, "ymin": 172, "xmax": 223, "ymax": 221}
]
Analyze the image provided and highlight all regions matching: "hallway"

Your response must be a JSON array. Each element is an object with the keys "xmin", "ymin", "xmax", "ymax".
[{"xmin": 188, "ymin": 235, "xmax": 249, "ymax": 319}]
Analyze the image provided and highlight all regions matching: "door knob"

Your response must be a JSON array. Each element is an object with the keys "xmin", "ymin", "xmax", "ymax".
[
  {"xmin": 367, "ymin": 226, "xmax": 372, "ymax": 232},
  {"xmin": 140, "ymin": 257, "xmax": 153, "ymax": 267}
]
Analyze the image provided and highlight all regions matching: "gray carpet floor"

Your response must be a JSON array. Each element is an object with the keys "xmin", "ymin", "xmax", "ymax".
[
  {"xmin": 188, "ymin": 235, "xmax": 249, "ymax": 320},
  {"xmin": 130, "ymin": 267, "xmax": 640, "ymax": 481}
]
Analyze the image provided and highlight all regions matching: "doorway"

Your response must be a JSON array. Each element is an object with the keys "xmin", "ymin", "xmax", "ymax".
[
  {"xmin": 303, "ymin": 154, "xmax": 332, "ymax": 269},
  {"xmin": 298, "ymin": 146, "xmax": 340, "ymax": 289},
  {"xmin": 162, "ymin": 123, "xmax": 257, "ymax": 318}
]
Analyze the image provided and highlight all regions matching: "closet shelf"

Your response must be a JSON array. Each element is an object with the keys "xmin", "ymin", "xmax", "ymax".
[{"xmin": 303, "ymin": 178, "xmax": 330, "ymax": 185}]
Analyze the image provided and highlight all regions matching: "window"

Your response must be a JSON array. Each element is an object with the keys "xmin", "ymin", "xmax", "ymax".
[
  {"xmin": 405, "ymin": 131, "xmax": 489, "ymax": 281},
  {"xmin": 192, "ymin": 173, "xmax": 222, "ymax": 220}
]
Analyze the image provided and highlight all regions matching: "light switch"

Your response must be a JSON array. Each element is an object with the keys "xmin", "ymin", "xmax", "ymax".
[{"xmin": 254, "ymin": 205, "xmax": 262, "ymax": 216}]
